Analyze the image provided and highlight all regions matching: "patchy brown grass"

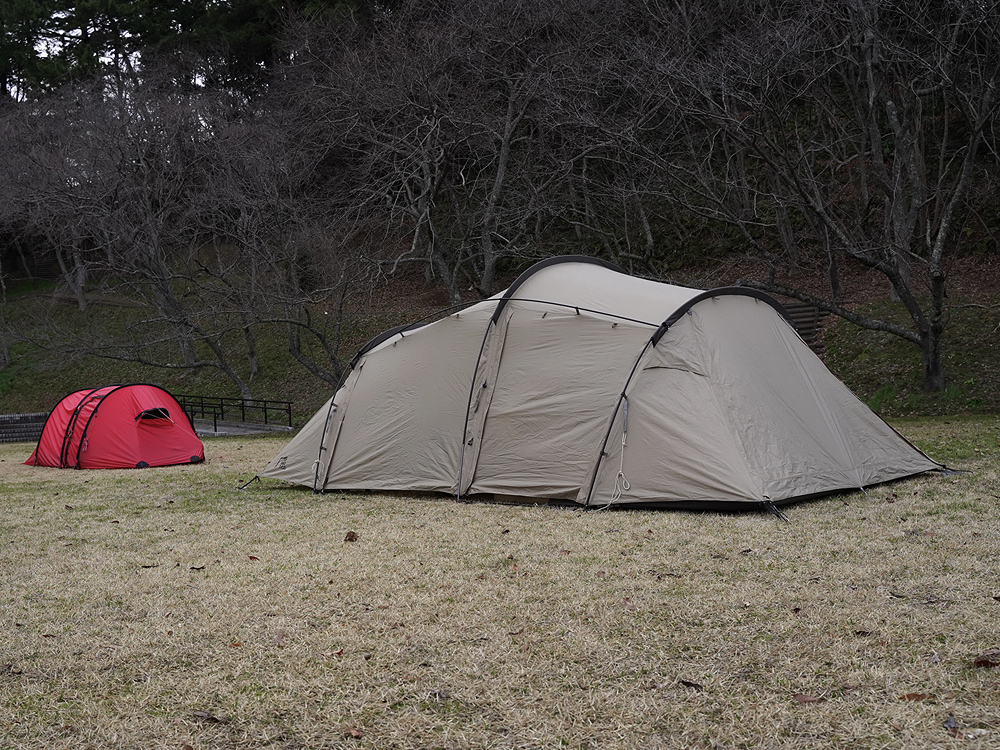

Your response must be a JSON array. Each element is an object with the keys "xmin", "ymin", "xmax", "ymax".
[{"xmin": 2, "ymin": 419, "xmax": 999, "ymax": 749}]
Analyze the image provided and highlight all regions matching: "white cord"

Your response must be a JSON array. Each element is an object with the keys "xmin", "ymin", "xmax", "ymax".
[{"xmin": 611, "ymin": 399, "xmax": 630, "ymax": 502}]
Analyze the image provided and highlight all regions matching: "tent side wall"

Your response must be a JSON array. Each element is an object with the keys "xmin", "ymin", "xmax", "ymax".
[
  {"xmin": 696, "ymin": 295, "xmax": 940, "ymax": 499},
  {"xmin": 463, "ymin": 304, "xmax": 656, "ymax": 498},
  {"xmin": 315, "ymin": 303, "xmax": 498, "ymax": 492},
  {"xmin": 25, "ymin": 386, "xmax": 114, "ymax": 467},
  {"xmin": 76, "ymin": 385, "xmax": 204, "ymax": 469},
  {"xmin": 584, "ymin": 294, "xmax": 940, "ymax": 507},
  {"xmin": 25, "ymin": 391, "xmax": 75, "ymax": 466},
  {"xmin": 260, "ymin": 396, "xmax": 337, "ymax": 488},
  {"xmin": 460, "ymin": 258, "xmax": 701, "ymax": 498}
]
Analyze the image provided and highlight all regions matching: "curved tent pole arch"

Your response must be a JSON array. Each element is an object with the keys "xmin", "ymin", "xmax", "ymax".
[
  {"xmin": 312, "ymin": 300, "xmax": 490, "ymax": 493},
  {"xmin": 581, "ymin": 288, "xmax": 794, "ymax": 509},
  {"xmin": 457, "ymin": 255, "xmax": 643, "ymax": 501},
  {"xmin": 57, "ymin": 387, "xmax": 105, "ymax": 468}
]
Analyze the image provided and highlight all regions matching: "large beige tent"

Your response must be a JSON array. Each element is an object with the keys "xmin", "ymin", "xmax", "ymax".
[{"xmin": 261, "ymin": 256, "xmax": 940, "ymax": 510}]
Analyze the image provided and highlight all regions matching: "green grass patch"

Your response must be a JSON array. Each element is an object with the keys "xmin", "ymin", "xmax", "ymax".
[
  {"xmin": 3, "ymin": 279, "xmax": 998, "ymax": 427},
  {"xmin": 823, "ymin": 295, "xmax": 1000, "ymax": 417},
  {"xmin": 0, "ymin": 292, "xmax": 416, "ymax": 423}
]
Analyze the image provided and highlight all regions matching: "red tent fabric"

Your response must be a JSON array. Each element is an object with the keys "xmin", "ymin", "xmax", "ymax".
[{"xmin": 25, "ymin": 385, "xmax": 205, "ymax": 469}]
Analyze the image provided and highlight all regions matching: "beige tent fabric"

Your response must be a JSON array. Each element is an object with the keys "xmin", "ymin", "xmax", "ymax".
[
  {"xmin": 506, "ymin": 259, "xmax": 700, "ymax": 324},
  {"xmin": 263, "ymin": 300, "xmax": 498, "ymax": 491},
  {"xmin": 261, "ymin": 257, "xmax": 940, "ymax": 508},
  {"xmin": 259, "ymin": 393, "xmax": 333, "ymax": 489},
  {"xmin": 581, "ymin": 295, "xmax": 937, "ymax": 506},
  {"xmin": 586, "ymin": 363, "xmax": 766, "ymax": 505},
  {"xmin": 465, "ymin": 305, "xmax": 653, "ymax": 498}
]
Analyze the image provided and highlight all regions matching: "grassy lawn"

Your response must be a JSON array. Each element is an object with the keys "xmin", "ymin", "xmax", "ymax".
[{"xmin": 2, "ymin": 418, "xmax": 999, "ymax": 749}]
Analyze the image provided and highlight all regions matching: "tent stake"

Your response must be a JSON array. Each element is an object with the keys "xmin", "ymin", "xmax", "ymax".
[
  {"xmin": 763, "ymin": 502, "xmax": 791, "ymax": 522},
  {"xmin": 237, "ymin": 475, "xmax": 260, "ymax": 491}
]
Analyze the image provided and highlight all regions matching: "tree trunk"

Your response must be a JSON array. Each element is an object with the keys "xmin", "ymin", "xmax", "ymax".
[
  {"xmin": 55, "ymin": 245, "xmax": 88, "ymax": 311},
  {"xmin": 243, "ymin": 322, "xmax": 259, "ymax": 380},
  {"xmin": 920, "ymin": 326, "xmax": 945, "ymax": 392},
  {"xmin": 430, "ymin": 239, "xmax": 463, "ymax": 305},
  {"xmin": 286, "ymin": 319, "xmax": 342, "ymax": 388},
  {"xmin": 178, "ymin": 338, "xmax": 197, "ymax": 367},
  {"xmin": 823, "ymin": 229, "xmax": 842, "ymax": 299},
  {"xmin": 634, "ymin": 192, "xmax": 656, "ymax": 273},
  {"xmin": 922, "ymin": 268, "xmax": 948, "ymax": 392}
]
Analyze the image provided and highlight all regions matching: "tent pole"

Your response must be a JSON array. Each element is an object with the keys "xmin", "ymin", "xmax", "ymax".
[
  {"xmin": 457, "ymin": 315, "xmax": 498, "ymax": 502},
  {"xmin": 582, "ymin": 339, "xmax": 654, "ymax": 508}
]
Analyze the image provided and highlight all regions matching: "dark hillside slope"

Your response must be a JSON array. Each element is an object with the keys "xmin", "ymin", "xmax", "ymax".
[{"xmin": 1, "ymin": 255, "xmax": 998, "ymax": 422}]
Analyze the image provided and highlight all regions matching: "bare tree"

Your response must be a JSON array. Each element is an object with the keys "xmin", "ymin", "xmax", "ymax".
[
  {"xmin": 655, "ymin": 0, "xmax": 1000, "ymax": 391},
  {"xmin": 194, "ymin": 105, "xmax": 384, "ymax": 389},
  {"xmin": 2, "ymin": 72, "xmax": 264, "ymax": 396},
  {"xmin": 288, "ymin": 0, "xmax": 665, "ymax": 301},
  {"xmin": 7, "ymin": 0, "xmax": 995, "ymax": 399}
]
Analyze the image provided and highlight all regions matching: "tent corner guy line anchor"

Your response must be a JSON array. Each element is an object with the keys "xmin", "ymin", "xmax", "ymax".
[{"xmin": 611, "ymin": 397, "xmax": 630, "ymax": 503}]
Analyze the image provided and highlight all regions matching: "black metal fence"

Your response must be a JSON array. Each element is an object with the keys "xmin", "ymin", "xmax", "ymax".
[
  {"xmin": 0, "ymin": 412, "xmax": 48, "ymax": 444},
  {"xmin": 174, "ymin": 395, "xmax": 293, "ymax": 432}
]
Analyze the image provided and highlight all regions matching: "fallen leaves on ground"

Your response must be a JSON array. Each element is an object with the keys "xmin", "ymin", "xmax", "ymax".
[
  {"xmin": 943, "ymin": 714, "xmax": 960, "ymax": 737},
  {"xmin": 792, "ymin": 694, "xmax": 825, "ymax": 703},
  {"xmin": 648, "ymin": 569, "xmax": 681, "ymax": 580},
  {"xmin": 191, "ymin": 710, "xmax": 228, "ymax": 724},
  {"xmin": 973, "ymin": 649, "xmax": 1000, "ymax": 668}
]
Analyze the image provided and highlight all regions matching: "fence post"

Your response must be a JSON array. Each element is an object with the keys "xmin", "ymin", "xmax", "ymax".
[{"xmin": 175, "ymin": 394, "xmax": 292, "ymax": 430}]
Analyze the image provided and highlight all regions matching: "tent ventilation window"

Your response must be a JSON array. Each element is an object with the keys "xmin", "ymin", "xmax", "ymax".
[{"xmin": 136, "ymin": 408, "xmax": 171, "ymax": 421}]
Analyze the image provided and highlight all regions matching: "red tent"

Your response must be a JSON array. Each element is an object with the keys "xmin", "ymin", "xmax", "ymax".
[{"xmin": 25, "ymin": 385, "xmax": 205, "ymax": 469}]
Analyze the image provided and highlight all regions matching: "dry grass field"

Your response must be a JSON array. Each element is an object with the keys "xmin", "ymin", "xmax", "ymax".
[{"xmin": 2, "ymin": 417, "xmax": 999, "ymax": 749}]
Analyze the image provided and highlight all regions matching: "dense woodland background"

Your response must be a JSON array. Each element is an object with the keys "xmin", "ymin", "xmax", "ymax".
[{"xmin": 1, "ymin": 0, "xmax": 999, "ymax": 409}]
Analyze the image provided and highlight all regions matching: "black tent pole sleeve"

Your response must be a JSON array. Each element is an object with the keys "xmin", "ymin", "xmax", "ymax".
[{"xmin": 582, "ymin": 338, "xmax": 654, "ymax": 508}]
